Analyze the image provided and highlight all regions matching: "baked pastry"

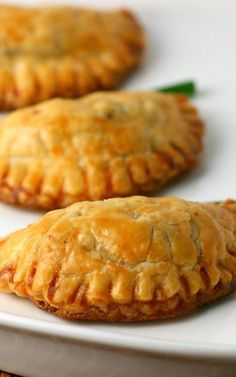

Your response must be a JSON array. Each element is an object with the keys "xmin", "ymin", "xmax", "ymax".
[
  {"xmin": 0, "ymin": 5, "xmax": 145, "ymax": 110},
  {"xmin": 0, "ymin": 196, "xmax": 235, "ymax": 322},
  {"xmin": 0, "ymin": 91, "xmax": 204, "ymax": 209}
]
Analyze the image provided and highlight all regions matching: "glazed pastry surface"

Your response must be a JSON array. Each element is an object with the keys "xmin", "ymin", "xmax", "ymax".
[
  {"xmin": 0, "ymin": 91, "xmax": 204, "ymax": 209},
  {"xmin": 0, "ymin": 196, "xmax": 235, "ymax": 322},
  {"xmin": 0, "ymin": 5, "xmax": 145, "ymax": 109}
]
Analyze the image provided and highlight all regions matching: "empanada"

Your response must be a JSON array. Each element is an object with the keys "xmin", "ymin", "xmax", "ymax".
[
  {"xmin": 0, "ymin": 5, "xmax": 145, "ymax": 110},
  {"xmin": 0, "ymin": 196, "xmax": 235, "ymax": 322},
  {"xmin": 0, "ymin": 91, "xmax": 204, "ymax": 209}
]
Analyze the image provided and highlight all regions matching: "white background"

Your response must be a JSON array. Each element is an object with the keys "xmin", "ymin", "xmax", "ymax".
[{"xmin": 0, "ymin": 0, "xmax": 236, "ymax": 369}]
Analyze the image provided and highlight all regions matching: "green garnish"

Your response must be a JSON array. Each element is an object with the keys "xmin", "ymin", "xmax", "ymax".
[
  {"xmin": 157, "ymin": 80, "xmax": 196, "ymax": 97},
  {"xmin": 205, "ymin": 201, "xmax": 222, "ymax": 205}
]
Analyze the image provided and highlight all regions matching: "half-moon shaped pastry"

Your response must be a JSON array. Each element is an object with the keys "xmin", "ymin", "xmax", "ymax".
[
  {"xmin": 0, "ymin": 91, "xmax": 204, "ymax": 209},
  {"xmin": 0, "ymin": 5, "xmax": 145, "ymax": 110},
  {"xmin": 0, "ymin": 196, "xmax": 235, "ymax": 322}
]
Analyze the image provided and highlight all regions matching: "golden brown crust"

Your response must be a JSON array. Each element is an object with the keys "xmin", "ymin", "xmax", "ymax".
[
  {"xmin": 0, "ymin": 196, "xmax": 235, "ymax": 322},
  {"xmin": 0, "ymin": 92, "xmax": 204, "ymax": 209},
  {"xmin": 0, "ymin": 5, "xmax": 145, "ymax": 110}
]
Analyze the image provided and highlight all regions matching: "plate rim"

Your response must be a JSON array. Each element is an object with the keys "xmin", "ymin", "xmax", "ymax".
[{"xmin": 0, "ymin": 311, "xmax": 235, "ymax": 361}]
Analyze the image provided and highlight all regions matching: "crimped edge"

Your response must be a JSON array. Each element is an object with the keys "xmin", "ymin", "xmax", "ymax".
[{"xmin": 34, "ymin": 280, "xmax": 235, "ymax": 322}]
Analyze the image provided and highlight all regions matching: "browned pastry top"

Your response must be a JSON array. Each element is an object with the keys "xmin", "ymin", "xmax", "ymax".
[
  {"xmin": 0, "ymin": 196, "xmax": 235, "ymax": 321},
  {"xmin": 0, "ymin": 91, "xmax": 204, "ymax": 209},
  {"xmin": 0, "ymin": 5, "xmax": 145, "ymax": 109}
]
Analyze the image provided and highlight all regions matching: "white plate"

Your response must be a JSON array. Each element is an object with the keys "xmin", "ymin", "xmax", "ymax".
[{"xmin": 0, "ymin": 1, "xmax": 236, "ymax": 376}]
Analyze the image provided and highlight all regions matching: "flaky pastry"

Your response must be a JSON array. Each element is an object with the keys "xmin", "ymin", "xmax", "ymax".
[
  {"xmin": 0, "ymin": 91, "xmax": 204, "ymax": 209},
  {"xmin": 0, "ymin": 196, "xmax": 235, "ymax": 322},
  {"xmin": 0, "ymin": 5, "xmax": 145, "ymax": 110}
]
